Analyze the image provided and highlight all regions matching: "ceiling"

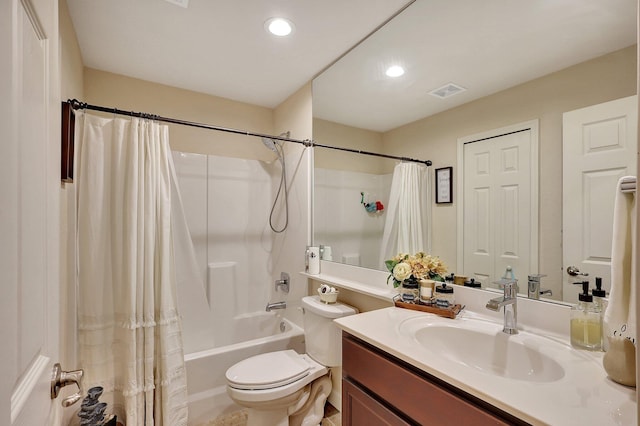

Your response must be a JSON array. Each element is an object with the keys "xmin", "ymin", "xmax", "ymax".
[
  {"xmin": 66, "ymin": 0, "xmax": 637, "ymax": 132},
  {"xmin": 66, "ymin": 0, "xmax": 411, "ymax": 108},
  {"xmin": 313, "ymin": 0, "xmax": 638, "ymax": 132}
]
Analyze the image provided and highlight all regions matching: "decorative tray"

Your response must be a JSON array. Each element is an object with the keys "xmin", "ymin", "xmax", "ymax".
[{"xmin": 393, "ymin": 300, "xmax": 464, "ymax": 319}]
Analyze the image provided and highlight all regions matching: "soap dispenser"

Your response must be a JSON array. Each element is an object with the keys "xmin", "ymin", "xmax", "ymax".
[
  {"xmin": 570, "ymin": 281, "xmax": 602, "ymax": 351},
  {"xmin": 592, "ymin": 277, "xmax": 607, "ymax": 350},
  {"xmin": 592, "ymin": 277, "xmax": 607, "ymax": 313}
]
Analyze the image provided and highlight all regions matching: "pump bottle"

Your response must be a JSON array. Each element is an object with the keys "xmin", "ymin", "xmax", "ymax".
[{"xmin": 570, "ymin": 281, "xmax": 602, "ymax": 351}]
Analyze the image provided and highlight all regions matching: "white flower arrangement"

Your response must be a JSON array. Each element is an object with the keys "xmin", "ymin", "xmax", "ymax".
[{"xmin": 385, "ymin": 252, "xmax": 447, "ymax": 288}]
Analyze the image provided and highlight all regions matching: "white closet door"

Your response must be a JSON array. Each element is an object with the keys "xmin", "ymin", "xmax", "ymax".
[
  {"xmin": 562, "ymin": 96, "xmax": 637, "ymax": 302},
  {"xmin": 462, "ymin": 125, "xmax": 536, "ymax": 289}
]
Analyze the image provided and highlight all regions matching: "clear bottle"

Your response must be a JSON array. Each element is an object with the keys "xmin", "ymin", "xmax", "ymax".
[
  {"xmin": 570, "ymin": 281, "xmax": 602, "ymax": 351},
  {"xmin": 592, "ymin": 277, "xmax": 607, "ymax": 350},
  {"xmin": 502, "ymin": 266, "xmax": 516, "ymax": 281},
  {"xmin": 592, "ymin": 277, "xmax": 607, "ymax": 313}
]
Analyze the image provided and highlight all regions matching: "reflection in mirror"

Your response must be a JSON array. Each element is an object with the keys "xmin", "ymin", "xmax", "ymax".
[
  {"xmin": 314, "ymin": 151, "xmax": 394, "ymax": 270},
  {"xmin": 312, "ymin": 0, "xmax": 637, "ymax": 303},
  {"xmin": 314, "ymin": 150, "xmax": 430, "ymax": 270}
]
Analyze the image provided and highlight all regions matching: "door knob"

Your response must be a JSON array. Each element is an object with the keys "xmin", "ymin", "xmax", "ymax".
[
  {"xmin": 51, "ymin": 363, "xmax": 84, "ymax": 407},
  {"xmin": 567, "ymin": 266, "xmax": 589, "ymax": 277}
]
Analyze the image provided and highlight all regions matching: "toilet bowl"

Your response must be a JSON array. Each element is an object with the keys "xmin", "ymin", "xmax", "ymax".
[
  {"xmin": 226, "ymin": 350, "xmax": 329, "ymax": 426},
  {"xmin": 225, "ymin": 296, "xmax": 358, "ymax": 426}
]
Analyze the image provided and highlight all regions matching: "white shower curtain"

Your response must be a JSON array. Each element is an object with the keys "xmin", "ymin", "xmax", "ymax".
[
  {"xmin": 380, "ymin": 162, "xmax": 431, "ymax": 263},
  {"xmin": 75, "ymin": 111, "xmax": 188, "ymax": 426}
]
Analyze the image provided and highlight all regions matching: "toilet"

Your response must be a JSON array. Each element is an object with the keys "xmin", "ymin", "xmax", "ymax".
[{"xmin": 225, "ymin": 295, "xmax": 358, "ymax": 426}]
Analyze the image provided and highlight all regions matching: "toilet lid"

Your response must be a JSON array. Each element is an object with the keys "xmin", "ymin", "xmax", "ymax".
[{"xmin": 225, "ymin": 350, "xmax": 310, "ymax": 390}]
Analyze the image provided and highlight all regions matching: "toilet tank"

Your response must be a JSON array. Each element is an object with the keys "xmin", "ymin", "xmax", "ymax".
[{"xmin": 301, "ymin": 296, "xmax": 358, "ymax": 367}]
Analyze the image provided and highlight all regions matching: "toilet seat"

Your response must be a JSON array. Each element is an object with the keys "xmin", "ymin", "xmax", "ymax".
[
  {"xmin": 226, "ymin": 350, "xmax": 311, "ymax": 390},
  {"xmin": 226, "ymin": 351, "xmax": 328, "ymax": 403}
]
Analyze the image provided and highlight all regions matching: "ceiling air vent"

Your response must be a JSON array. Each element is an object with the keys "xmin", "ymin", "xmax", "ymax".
[{"xmin": 429, "ymin": 83, "xmax": 466, "ymax": 99}]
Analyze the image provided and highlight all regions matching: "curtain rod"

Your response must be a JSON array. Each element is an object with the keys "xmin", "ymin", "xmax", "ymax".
[{"xmin": 65, "ymin": 99, "xmax": 432, "ymax": 166}]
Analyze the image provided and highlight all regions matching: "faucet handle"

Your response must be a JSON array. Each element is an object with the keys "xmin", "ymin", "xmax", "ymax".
[
  {"xmin": 493, "ymin": 278, "xmax": 518, "ymax": 299},
  {"xmin": 275, "ymin": 272, "xmax": 290, "ymax": 293},
  {"xmin": 527, "ymin": 274, "xmax": 546, "ymax": 281}
]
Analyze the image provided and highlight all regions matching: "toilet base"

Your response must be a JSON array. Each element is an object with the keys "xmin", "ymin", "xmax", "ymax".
[
  {"xmin": 239, "ymin": 374, "xmax": 332, "ymax": 426},
  {"xmin": 289, "ymin": 375, "xmax": 331, "ymax": 426}
]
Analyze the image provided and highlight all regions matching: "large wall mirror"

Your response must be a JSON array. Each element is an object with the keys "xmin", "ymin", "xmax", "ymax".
[{"xmin": 312, "ymin": 0, "xmax": 637, "ymax": 303}]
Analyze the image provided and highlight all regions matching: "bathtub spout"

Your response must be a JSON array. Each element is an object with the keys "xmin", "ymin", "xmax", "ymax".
[{"xmin": 266, "ymin": 301, "xmax": 286, "ymax": 312}]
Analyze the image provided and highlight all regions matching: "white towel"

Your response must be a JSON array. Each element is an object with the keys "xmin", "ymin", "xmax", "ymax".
[{"xmin": 603, "ymin": 176, "xmax": 637, "ymax": 345}]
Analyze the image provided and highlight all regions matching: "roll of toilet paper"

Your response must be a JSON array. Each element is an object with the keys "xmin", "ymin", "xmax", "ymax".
[{"xmin": 307, "ymin": 246, "xmax": 320, "ymax": 275}]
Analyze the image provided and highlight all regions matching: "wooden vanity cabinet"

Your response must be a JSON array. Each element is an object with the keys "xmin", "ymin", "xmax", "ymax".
[{"xmin": 341, "ymin": 332, "xmax": 528, "ymax": 426}]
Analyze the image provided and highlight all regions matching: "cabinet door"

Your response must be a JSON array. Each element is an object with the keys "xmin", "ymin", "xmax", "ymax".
[
  {"xmin": 342, "ymin": 334, "xmax": 519, "ymax": 425},
  {"xmin": 343, "ymin": 379, "xmax": 411, "ymax": 426}
]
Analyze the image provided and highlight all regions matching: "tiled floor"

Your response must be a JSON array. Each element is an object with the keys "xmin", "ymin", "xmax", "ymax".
[
  {"xmin": 201, "ymin": 403, "xmax": 341, "ymax": 426},
  {"xmin": 201, "ymin": 409, "xmax": 248, "ymax": 426},
  {"xmin": 321, "ymin": 403, "xmax": 341, "ymax": 426}
]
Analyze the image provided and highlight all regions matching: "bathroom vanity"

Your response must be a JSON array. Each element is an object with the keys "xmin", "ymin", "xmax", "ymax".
[
  {"xmin": 335, "ymin": 307, "xmax": 636, "ymax": 425},
  {"xmin": 342, "ymin": 332, "xmax": 524, "ymax": 425}
]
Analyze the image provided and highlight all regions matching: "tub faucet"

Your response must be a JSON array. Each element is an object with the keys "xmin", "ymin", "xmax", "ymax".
[
  {"xmin": 266, "ymin": 301, "xmax": 286, "ymax": 312},
  {"xmin": 527, "ymin": 274, "xmax": 552, "ymax": 299},
  {"xmin": 486, "ymin": 279, "xmax": 518, "ymax": 335}
]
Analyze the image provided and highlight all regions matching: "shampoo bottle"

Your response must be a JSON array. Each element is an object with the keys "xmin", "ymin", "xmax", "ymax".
[{"xmin": 570, "ymin": 281, "xmax": 602, "ymax": 351}]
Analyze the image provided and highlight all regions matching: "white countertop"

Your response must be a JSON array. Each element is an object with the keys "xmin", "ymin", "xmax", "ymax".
[{"xmin": 334, "ymin": 307, "xmax": 636, "ymax": 426}]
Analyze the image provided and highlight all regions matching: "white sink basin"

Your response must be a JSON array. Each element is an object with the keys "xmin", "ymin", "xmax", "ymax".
[
  {"xmin": 413, "ymin": 324, "xmax": 565, "ymax": 382},
  {"xmin": 398, "ymin": 315, "xmax": 568, "ymax": 383}
]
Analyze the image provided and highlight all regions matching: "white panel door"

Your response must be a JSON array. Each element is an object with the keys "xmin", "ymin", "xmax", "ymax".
[
  {"xmin": 0, "ymin": 0, "xmax": 61, "ymax": 424},
  {"xmin": 461, "ymin": 122, "xmax": 538, "ymax": 289},
  {"xmin": 562, "ymin": 96, "xmax": 637, "ymax": 302}
]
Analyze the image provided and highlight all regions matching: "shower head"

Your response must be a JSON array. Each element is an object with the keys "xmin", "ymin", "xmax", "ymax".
[{"xmin": 261, "ymin": 137, "xmax": 279, "ymax": 154}]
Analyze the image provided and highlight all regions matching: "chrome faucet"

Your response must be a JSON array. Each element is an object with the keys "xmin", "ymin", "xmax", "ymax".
[
  {"xmin": 266, "ymin": 301, "xmax": 287, "ymax": 311},
  {"xmin": 527, "ymin": 274, "xmax": 551, "ymax": 299},
  {"xmin": 486, "ymin": 279, "xmax": 518, "ymax": 334}
]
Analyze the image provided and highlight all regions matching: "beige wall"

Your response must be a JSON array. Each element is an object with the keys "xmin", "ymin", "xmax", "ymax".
[
  {"xmin": 313, "ymin": 118, "xmax": 386, "ymax": 173},
  {"xmin": 276, "ymin": 82, "xmax": 313, "ymax": 142},
  {"xmin": 59, "ymin": 0, "xmax": 83, "ymax": 352},
  {"xmin": 84, "ymin": 68, "xmax": 276, "ymax": 159},
  {"xmin": 60, "ymin": 0, "xmax": 83, "ymax": 101},
  {"xmin": 59, "ymin": 3, "xmax": 85, "ymax": 422},
  {"xmin": 272, "ymin": 83, "xmax": 314, "ymax": 327},
  {"xmin": 383, "ymin": 45, "xmax": 637, "ymax": 292}
]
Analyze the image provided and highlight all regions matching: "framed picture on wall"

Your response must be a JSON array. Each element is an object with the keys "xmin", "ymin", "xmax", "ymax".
[{"xmin": 435, "ymin": 167, "xmax": 453, "ymax": 204}]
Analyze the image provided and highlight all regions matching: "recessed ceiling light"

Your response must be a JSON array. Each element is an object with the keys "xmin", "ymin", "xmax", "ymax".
[
  {"xmin": 385, "ymin": 65, "xmax": 405, "ymax": 78},
  {"xmin": 265, "ymin": 18, "xmax": 294, "ymax": 37}
]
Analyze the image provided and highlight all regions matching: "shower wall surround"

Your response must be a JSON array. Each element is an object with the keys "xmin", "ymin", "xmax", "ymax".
[
  {"xmin": 173, "ymin": 152, "xmax": 299, "ymax": 352},
  {"xmin": 314, "ymin": 168, "xmax": 392, "ymax": 269}
]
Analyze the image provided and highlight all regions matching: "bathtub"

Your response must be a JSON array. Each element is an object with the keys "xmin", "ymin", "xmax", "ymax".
[{"xmin": 185, "ymin": 312, "xmax": 305, "ymax": 425}]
